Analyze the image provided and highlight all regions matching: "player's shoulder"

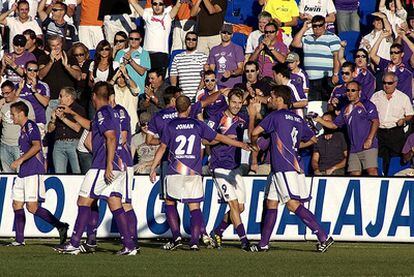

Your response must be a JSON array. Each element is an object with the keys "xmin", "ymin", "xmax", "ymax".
[{"xmin": 24, "ymin": 120, "xmax": 39, "ymax": 134}]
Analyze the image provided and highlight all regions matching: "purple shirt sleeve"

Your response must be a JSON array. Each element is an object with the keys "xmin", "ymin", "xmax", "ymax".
[
  {"xmin": 207, "ymin": 48, "xmax": 216, "ymax": 66},
  {"xmin": 378, "ymin": 57, "xmax": 390, "ymax": 71},
  {"xmin": 190, "ymin": 101, "xmax": 202, "ymax": 118},
  {"xmin": 235, "ymin": 45, "xmax": 245, "ymax": 63},
  {"xmin": 333, "ymin": 112, "xmax": 346, "ymax": 128},
  {"xmin": 148, "ymin": 114, "xmax": 158, "ymax": 135},
  {"xmin": 364, "ymin": 101, "xmax": 379, "ymax": 121},
  {"xmin": 28, "ymin": 122, "xmax": 41, "ymax": 142},
  {"xmin": 97, "ymin": 107, "xmax": 115, "ymax": 135},
  {"xmin": 301, "ymin": 119, "xmax": 314, "ymax": 142},
  {"xmin": 200, "ymin": 121, "xmax": 218, "ymax": 142},
  {"xmin": 402, "ymin": 134, "xmax": 414, "ymax": 154},
  {"xmin": 119, "ymin": 108, "xmax": 130, "ymax": 132},
  {"xmin": 259, "ymin": 112, "xmax": 276, "ymax": 134},
  {"xmin": 160, "ymin": 124, "xmax": 171, "ymax": 145}
]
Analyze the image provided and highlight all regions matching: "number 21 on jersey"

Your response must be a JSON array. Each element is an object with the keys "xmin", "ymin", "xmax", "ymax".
[{"xmin": 175, "ymin": 135, "xmax": 195, "ymax": 155}]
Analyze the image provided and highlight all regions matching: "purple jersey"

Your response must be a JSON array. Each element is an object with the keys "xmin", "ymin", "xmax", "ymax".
[
  {"xmin": 197, "ymin": 89, "xmax": 228, "ymax": 120},
  {"xmin": 329, "ymin": 84, "xmax": 349, "ymax": 111},
  {"xmin": 259, "ymin": 109, "xmax": 314, "ymax": 173},
  {"xmin": 354, "ymin": 68, "xmax": 376, "ymax": 101},
  {"xmin": 19, "ymin": 81, "xmax": 50, "ymax": 124},
  {"xmin": 208, "ymin": 42, "xmax": 244, "ymax": 88},
  {"xmin": 18, "ymin": 119, "xmax": 45, "ymax": 177},
  {"xmin": 91, "ymin": 105, "xmax": 124, "ymax": 171},
  {"xmin": 258, "ymin": 41, "xmax": 288, "ymax": 78},
  {"xmin": 208, "ymin": 111, "xmax": 248, "ymax": 170},
  {"xmin": 291, "ymin": 69, "xmax": 309, "ymax": 95},
  {"xmin": 334, "ymin": 100, "xmax": 379, "ymax": 153},
  {"xmin": 161, "ymin": 117, "xmax": 217, "ymax": 175},
  {"xmin": 148, "ymin": 102, "xmax": 203, "ymax": 137},
  {"xmin": 378, "ymin": 58, "xmax": 413, "ymax": 99},
  {"xmin": 114, "ymin": 104, "xmax": 132, "ymax": 167}
]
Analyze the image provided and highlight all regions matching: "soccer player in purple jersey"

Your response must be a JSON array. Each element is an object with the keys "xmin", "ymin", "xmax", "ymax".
[
  {"xmin": 206, "ymin": 89, "xmax": 254, "ymax": 251},
  {"xmin": 315, "ymin": 81, "xmax": 379, "ymax": 176},
  {"xmin": 149, "ymin": 95, "xmax": 252, "ymax": 251},
  {"xmin": 58, "ymin": 82, "xmax": 137, "ymax": 255},
  {"xmin": 147, "ymin": 86, "xmax": 227, "ymax": 250},
  {"xmin": 8, "ymin": 101, "xmax": 68, "ymax": 246},
  {"xmin": 251, "ymin": 85, "xmax": 334, "ymax": 253}
]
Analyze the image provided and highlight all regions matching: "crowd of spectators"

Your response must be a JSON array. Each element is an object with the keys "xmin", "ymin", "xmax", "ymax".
[{"xmin": 0, "ymin": 0, "xmax": 413, "ymax": 177}]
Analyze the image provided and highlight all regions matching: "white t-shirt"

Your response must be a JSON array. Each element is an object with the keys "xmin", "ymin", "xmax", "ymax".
[
  {"xmin": 6, "ymin": 17, "xmax": 42, "ymax": 46},
  {"xmin": 299, "ymin": 0, "xmax": 336, "ymax": 35},
  {"xmin": 361, "ymin": 30, "xmax": 392, "ymax": 60},
  {"xmin": 245, "ymin": 30, "xmax": 263, "ymax": 55},
  {"xmin": 142, "ymin": 6, "xmax": 172, "ymax": 54},
  {"xmin": 379, "ymin": 7, "xmax": 407, "ymax": 36},
  {"xmin": 46, "ymin": 0, "xmax": 77, "ymax": 24},
  {"xmin": 89, "ymin": 61, "xmax": 120, "ymax": 82},
  {"xmin": 7, "ymin": 0, "xmax": 40, "ymax": 20}
]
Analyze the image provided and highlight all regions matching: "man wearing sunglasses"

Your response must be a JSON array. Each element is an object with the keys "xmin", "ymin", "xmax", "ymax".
[
  {"xmin": 371, "ymin": 72, "xmax": 414, "ymax": 175},
  {"xmin": 328, "ymin": 62, "xmax": 356, "ymax": 112},
  {"xmin": 170, "ymin": 31, "xmax": 207, "ymax": 101},
  {"xmin": 38, "ymin": 0, "xmax": 79, "ymax": 51},
  {"xmin": 129, "ymin": 0, "xmax": 182, "ymax": 76},
  {"xmin": 0, "ymin": 0, "xmax": 42, "ymax": 49},
  {"xmin": 370, "ymin": 29, "xmax": 414, "ymax": 100},
  {"xmin": 291, "ymin": 15, "xmax": 341, "ymax": 102},
  {"xmin": 316, "ymin": 81, "xmax": 380, "ymax": 176},
  {"xmin": 207, "ymin": 24, "xmax": 244, "ymax": 89}
]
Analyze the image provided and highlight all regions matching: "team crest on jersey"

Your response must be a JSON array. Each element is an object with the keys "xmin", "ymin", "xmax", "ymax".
[
  {"xmin": 207, "ymin": 120, "xmax": 215, "ymax": 129},
  {"xmin": 27, "ymin": 122, "xmax": 33, "ymax": 134}
]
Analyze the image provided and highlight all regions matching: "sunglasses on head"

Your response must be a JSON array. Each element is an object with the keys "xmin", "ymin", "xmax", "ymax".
[
  {"xmin": 346, "ymin": 88, "xmax": 358, "ymax": 92},
  {"xmin": 312, "ymin": 23, "xmax": 324, "ymax": 28},
  {"xmin": 115, "ymin": 39, "xmax": 126, "ymax": 44},
  {"xmin": 383, "ymin": 81, "xmax": 395, "ymax": 85},
  {"xmin": 129, "ymin": 37, "xmax": 141, "ymax": 41},
  {"xmin": 186, "ymin": 37, "xmax": 197, "ymax": 42},
  {"xmin": 152, "ymin": 2, "xmax": 164, "ymax": 6}
]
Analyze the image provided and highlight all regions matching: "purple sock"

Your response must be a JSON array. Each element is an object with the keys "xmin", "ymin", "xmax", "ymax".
[
  {"xmin": 235, "ymin": 223, "xmax": 248, "ymax": 244},
  {"xmin": 200, "ymin": 214, "xmax": 207, "ymax": 236},
  {"xmin": 259, "ymin": 209, "xmax": 277, "ymax": 248},
  {"xmin": 34, "ymin": 207, "xmax": 63, "ymax": 228},
  {"xmin": 86, "ymin": 203, "xmax": 99, "ymax": 245},
  {"xmin": 295, "ymin": 205, "xmax": 327, "ymax": 243},
  {"xmin": 126, "ymin": 209, "xmax": 138, "ymax": 242},
  {"xmin": 14, "ymin": 209, "xmax": 25, "ymax": 243},
  {"xmin": 70, "ymin": 206, "xmax": 91, "ymax": 247},
  {"xmin": 189, "ymin": 209, "xmax": 203, "ymax": 246},
  {"xmin": 166, "ymin": 205, "xmax": 181, "ymax": 240},
  {"xmin": 112, "ymin": 208, "xmax": 135, "ymax": 249},
  {"xmin": 214, "ymin": 212, "xmax": 231, "ymax": 236}
]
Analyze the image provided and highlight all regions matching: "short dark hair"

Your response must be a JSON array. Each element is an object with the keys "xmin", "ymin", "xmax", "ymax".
[
  {"xmin": 203, "ymin": 70, "xmax": 215, "ymax": 77},
  {"xmin": 1, "ymin": 80, "xmax": 15, "ymax": 90},
  {"xmin": 23, "ymin": 29, "xmax": 36, "ymax": 40},
  {"xmin": 129, "ymin": 29, "xmax": 141, "ymax": 37},
  {"xmin": 25, "ymin": 60, "xmax": 38, "ymax": 69},
  {"xmin": 272, "ymin": 63, "xmax": 290, "ymax": 79},
  {"xmin": 311, "ymin": 15, "xmax": 325, "ymax": 24},
  {"xmin": 342, "ymin": 61, "xmax": 356, "ymax": 72},
  {"xmin": 264, "ymin": 22, "xmax": 278, "ymax": 31},
  {"xmin": 148, "ymin": 68, "xmax": 164, "ymax": 80},
  {"xmin": 163, "ymin": 86, "xmax": 182, "ymax": 105},
  {"xmin": 92, "ymin": 81, "xmax": 112, "ymax": 100},
  {"xmin": 185, "ymin": 31, "xmax": 198, "ymax": 39},
  {"xmin": 10, "ymin": 101, "xmax": 29, "ymax": 117},
  {"xmin": 17, "ymin": 0, "xmax": 29, "ymax": 7},
  {"xmin": 271, "ymin": 85, "xmax": 292, "ymax": 106},
  {"xmin": 228, "ymin": 88, "xmax": 244, "ymax": 101},
  {"xmin": 244, "ymin": 61, "xmax": 259, "ymax": 71},
  {"xmin": 347, "ymin": 80, "xmax": 361, "ymax": 91},
  {"xmin": 354, "ymin": 48, "xmax": 369, "ymax": 63},
  {"xmin": 390, "ymin": 43, "xmax": 404, "ymax": 52},
  {"xmin": 176, "ymin": 95, "xmax": 191, "ymax": 113}
]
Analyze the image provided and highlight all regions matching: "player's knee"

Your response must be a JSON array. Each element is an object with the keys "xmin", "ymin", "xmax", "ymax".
[
  {"xmin": 26, "ymin": 202, "xmax": 38, "ymax": 214},
  {"xmin": 12, "ymin": 201, "xmax": 24, "ymax": 211},
  {"xmin": 107, "ymin": 196, "xmax": 122, "ymax": 211},
  {"xmin": 266, "ymin": 199, "xmax": 279, "ymax": 209},
  {"xmin": 187, "ymin": 202, "xmax": 200, "ymax": 211},
  {"xmin": 122, "ymin": 203, "xmax": 133, "ymax": 212},
  {"xmin": 286, "ymin": 200, "xmax": 300, "ymax": 213},
  {"xmin": 165, "ymin": 199, "xmax": 176, "ymax": 206}
]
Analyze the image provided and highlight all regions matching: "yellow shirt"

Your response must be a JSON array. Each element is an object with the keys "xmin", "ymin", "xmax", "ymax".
[{"xmin": 264, "ymin": 0, "xmax": 299, "ymax": 35}]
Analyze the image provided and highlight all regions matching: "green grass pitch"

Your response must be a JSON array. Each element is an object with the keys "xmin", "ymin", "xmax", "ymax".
[{"xmin": 0, "ymin": 239, "xmax": 412, "ymax": 276}]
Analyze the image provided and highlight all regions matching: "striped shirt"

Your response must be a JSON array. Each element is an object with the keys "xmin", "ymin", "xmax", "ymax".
[
  {"xmin": 302, "ymin": 31, "xmax": 341, "ymax": 80},
  {"xmin": 170, "ymin": 50, "xmax": 207, "ymax": 100}
]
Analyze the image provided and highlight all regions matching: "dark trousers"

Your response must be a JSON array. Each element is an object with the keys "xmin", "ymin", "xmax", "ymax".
[
  {"xmin": 149, "ymin": 52, "xmax": 169, "ymax": 78},
  {"xmin": 309, "ymin": 76, "xmax": 335, "ymax": 101},
  {"xmin": 378, "ymin": 126, "xmax": 406, "ymax": 174}
]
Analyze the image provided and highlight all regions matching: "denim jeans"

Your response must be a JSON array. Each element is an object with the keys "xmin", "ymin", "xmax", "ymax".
[
  {"xmin": 336, "ymin": 10, "xmax": 360, "ymax": 33},
  {"xmin": 53, "ymin": 139, "xmax": 81, "ymax": 173},
  {"xmin": 0, "ymin": 143, "xmax": 20, "ymax": 173}
]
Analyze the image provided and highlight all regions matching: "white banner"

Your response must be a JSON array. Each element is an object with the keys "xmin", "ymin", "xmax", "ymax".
[{"xmin": 0, "ymin": 175, "xmax": 413, "ymax": 242}]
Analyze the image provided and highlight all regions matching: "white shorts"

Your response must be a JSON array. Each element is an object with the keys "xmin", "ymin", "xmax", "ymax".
[
  {"xmin": 265, "ymin": 172, "xmax": 311, "ymax": 204},
  {"xmin": 165, "ymin": 174, "xmax": 203, "ymax": 203},
  {"xmin": 78, "ymin": 168, "xmax": 127, "ymax": 200},
  {"xmin": 122, "ymin": 166, "xmax": 134, "ymax": 204},
  {"xmin": 12, "ymin": 175, "xmax": 46, "ymax": 203},
  {"xmin": 79, "ymin": 25, "xmax": 105, "ymax": 50},
  {"xmin": 213, "ymin": 168, "xmax": 246, "ymax": 204}
]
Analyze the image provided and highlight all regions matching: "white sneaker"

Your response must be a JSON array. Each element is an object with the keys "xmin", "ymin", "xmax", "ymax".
[{"xmin": 6, "ymin": 241, "xmax": 25, "ymax": 247}]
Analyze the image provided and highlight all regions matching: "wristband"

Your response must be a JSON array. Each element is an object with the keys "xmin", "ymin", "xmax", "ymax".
[{"xmin": 281, "ymin": 22, "xmax": 285, "ymax": 27}]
